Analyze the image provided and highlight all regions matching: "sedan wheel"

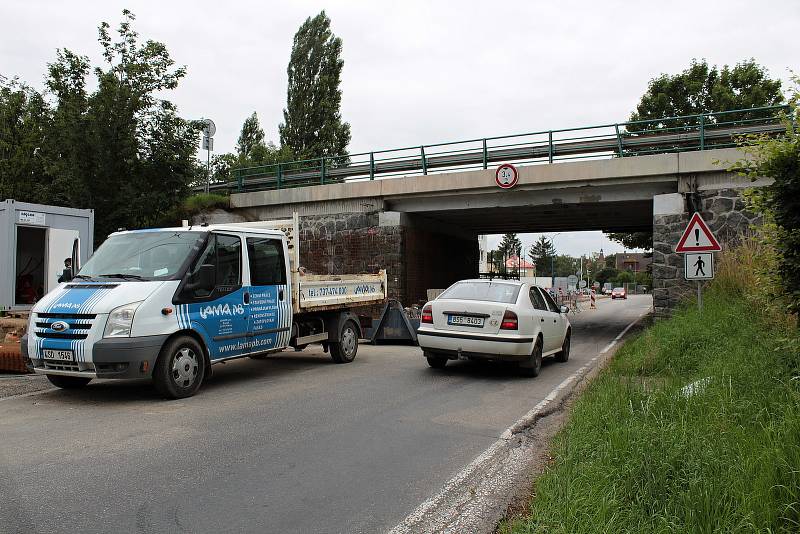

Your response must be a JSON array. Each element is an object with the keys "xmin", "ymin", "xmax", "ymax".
[
  {"xmin": 519, "ymin": 339, "xmax": 543, "ymax": 377},
  {"xmin": 554, "ymin": 330, "xmax": 571, "ymax": 363}
]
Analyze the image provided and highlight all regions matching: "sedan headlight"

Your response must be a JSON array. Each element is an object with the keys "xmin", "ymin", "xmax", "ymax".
[{"xmin": 104, "ymin": 302, "xmax": 142, "ymax": 338}]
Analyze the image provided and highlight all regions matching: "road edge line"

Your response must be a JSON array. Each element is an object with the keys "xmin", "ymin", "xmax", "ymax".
[{"xmin": 388, "ymin": 308, "xmax": 650, "ymax": 534}]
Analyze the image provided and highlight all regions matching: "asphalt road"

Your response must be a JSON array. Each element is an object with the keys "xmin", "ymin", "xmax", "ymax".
[{"xmin": 0, "ymin": 295, "xmax": 651, "ymax": 534}]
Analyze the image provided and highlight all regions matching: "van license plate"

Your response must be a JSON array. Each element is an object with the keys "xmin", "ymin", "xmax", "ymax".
[
  {"xmin": 448, "ymin": 315, "xmax": 484, "ymax": 327},
  {"xmin": 43, "ymin": 349, "xmax": 74, "ymax": 361}
]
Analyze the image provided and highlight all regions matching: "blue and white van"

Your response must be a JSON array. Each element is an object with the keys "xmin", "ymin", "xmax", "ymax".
[{"xmin": 21, "ymin": 216, "xmax": 387, "ymax": 398}]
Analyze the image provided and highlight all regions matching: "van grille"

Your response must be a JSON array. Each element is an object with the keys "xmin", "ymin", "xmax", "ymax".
[
  {"xmin": 37, "ymin": 313, "xmax": 96, "ymax": 320},
  {"xmin": 34, "ymin": 313, "xmax": 96, "ymax": 340},
  {"xmin": 35, "ymin": 332, "xmax": 89, "ymax": 340}
]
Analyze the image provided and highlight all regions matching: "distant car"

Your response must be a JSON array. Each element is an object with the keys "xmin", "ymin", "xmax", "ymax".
[
  {"xmin": 603, "ymin": 288, "xmax": 612, "ymax": 295},
  {"xmin": 611, "ymin": 287, "xmax": 627, "ymax": 299},
  {"xmin": 417, "ymin": 280, "xmax": 571, "ymax": 377}
]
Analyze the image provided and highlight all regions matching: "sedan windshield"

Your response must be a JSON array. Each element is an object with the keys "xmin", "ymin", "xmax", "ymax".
[
  {"xmin": 78, "ymin": 231, "xmax": 205, "ymax": 281},
  {"xmin": 438, "ymin": 281, "xmax": 521, "ymax": 304}
]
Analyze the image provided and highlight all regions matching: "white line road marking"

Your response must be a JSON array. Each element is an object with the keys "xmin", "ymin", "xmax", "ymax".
[{"xmin": 389, "ymin": 309, "xmax": 649, "ymax": 534}]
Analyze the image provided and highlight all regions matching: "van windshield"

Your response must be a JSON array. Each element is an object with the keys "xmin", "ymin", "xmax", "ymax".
[{"xmin": 78, "ymin": 231, "xmax": 206, "ymax": 281}]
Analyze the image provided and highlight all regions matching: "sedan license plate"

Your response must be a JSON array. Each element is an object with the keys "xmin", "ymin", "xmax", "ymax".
[
  {"xmin": 43, "ymin": 349, "xmax": 74, "ymax": 361},
  {"xmin": 447, "ymin": 315, "xmax": 485, "ymax": 327}
]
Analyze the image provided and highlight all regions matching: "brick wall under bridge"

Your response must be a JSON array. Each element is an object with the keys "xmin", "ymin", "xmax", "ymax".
[{"xmin": 298, "ymin": 212, "xmax": 477, "ymax": 306}]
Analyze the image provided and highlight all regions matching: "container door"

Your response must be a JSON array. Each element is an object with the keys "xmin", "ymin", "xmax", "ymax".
[
  {"xmin": 15, "ymin": 226, "xmax": 47, "ymax": 306},
  {"xmin": 47, "ymin": 228, "xmax": 79, "ymax": 292},
  {"xmin": 245, "ymin": 236, "xmax": 291, "ymax": 354}
]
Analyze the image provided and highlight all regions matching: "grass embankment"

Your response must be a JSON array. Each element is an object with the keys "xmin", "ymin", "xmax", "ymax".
[{"xmin": 502, "ymin": 287, "xmax": 800, "ymax": 532}]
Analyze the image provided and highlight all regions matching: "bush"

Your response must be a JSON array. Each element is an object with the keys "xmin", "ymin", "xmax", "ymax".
[
  {"xmin": 732, "ymin": 81, "xmax": 800, "ymax": 315},
  {"xmin": 181, "ymin": 193, "xmax": 229, "ymax": 214}
]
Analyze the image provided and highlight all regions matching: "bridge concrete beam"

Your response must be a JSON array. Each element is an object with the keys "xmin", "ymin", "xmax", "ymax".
[{"xmin": 230, "ymin": 148, "xmax": 751, "ymax": 215}]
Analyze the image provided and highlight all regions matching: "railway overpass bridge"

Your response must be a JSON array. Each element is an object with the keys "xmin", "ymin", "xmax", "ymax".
[{"xmin": 216, "ymin": 107, "xmax": 785, "ymax": 315}]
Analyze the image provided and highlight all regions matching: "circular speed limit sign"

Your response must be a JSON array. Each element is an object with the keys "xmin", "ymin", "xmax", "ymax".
[{"xmin": 495, "ymin": 164, "xmax": 518, "ymax": 189}]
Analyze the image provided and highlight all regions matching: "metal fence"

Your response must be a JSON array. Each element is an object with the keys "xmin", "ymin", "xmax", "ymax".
[{"xmin": 213, "ymin": 105, "xmax": 791, "ymax": 194}]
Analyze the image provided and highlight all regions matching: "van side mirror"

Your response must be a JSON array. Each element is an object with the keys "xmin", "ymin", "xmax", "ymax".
[
  {"xmin": 560, "ymin": 305, "xmax": 569, "ymax": 314},
  {"xmin": 187, "ymin": 264, "xmax": 216, "ymax": 293}
]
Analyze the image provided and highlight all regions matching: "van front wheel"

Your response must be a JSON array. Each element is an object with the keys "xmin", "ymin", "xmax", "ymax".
[{"xmin": 153, "ymin": 336, "xmax": 206, "ymax": 399}]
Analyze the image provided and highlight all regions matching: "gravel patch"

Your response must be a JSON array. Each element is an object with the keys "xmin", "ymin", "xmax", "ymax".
[{"xmin": 0, "ymin": 374, "xmax": 52, "ymax": 398}]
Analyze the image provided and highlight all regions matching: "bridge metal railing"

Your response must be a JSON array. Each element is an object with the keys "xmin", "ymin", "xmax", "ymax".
[{"xmin": 213, "ymin": 105, "xmax": 791, "ymax": 194}]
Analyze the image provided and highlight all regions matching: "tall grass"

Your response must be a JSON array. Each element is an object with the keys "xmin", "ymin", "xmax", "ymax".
[{"xmin": 502, "ymin": 239, "xmax": 800, "ymax": 533}]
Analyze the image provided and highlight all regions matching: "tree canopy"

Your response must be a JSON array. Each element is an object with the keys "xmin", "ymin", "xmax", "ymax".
[
  {"xmin": 629, "ymin": 59, "xmax": 783, "ymax": 129},
  {"xmin": 279, "ymin": 11, "xmax": 351, "ymax": 162},
  {"xmin": 528, "ymin": 236, "xmax": 556, "ymax": 268},
  {"xmin": 498, "ymin": 233, "xmax": 523, "ymax": 258},
  {"xmin": 614, "ymin": 59, "xmax": 784, "ymax": 251},
  {"xmin": 0, "ymin": 10, "xmax": 201, "ymax": 242},
  {"xmin": 605, "ymin": 231, "xmax": 653, "ymax": 251},
  {"xmin": 237, "ymin": 112, "xmax": 266, "ymax": 161}
]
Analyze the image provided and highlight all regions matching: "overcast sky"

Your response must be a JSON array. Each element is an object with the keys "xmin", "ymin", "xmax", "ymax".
[{"xmin": 2, "ymin": 1, "xmax": 796, "ymax": 256}]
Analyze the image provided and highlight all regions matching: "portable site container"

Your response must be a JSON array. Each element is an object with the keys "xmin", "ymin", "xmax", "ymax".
[{"xmin": 1, "ymin": 199, "xmax": 94, "ymax": 311}]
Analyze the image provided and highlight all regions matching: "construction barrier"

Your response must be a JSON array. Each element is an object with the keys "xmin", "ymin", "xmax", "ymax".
[{"xmin": 0, "ymin": 343, "xmax": 27, "ymax": 373}]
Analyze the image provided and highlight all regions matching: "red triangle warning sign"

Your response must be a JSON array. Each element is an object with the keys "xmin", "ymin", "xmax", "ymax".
[{"xmin": 675, "ymin": 213, "xmax": 722, "ymax": 252}]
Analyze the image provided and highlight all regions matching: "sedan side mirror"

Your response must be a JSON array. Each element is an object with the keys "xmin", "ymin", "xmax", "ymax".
[
  {"xmin": 560, "ymin": 305, "xmax": 569, "ymax": 314},
  {"xmin": 187, "ymin": 263, "xmax": 216, "ymax": 293}
]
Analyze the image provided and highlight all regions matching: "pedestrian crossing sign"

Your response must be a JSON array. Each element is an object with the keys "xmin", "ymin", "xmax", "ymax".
[{"xmin": 684, "ymin": 252, "xmax": 714, "ymax": 280}]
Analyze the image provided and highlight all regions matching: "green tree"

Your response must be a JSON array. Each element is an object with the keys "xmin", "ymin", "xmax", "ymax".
[
  {"xmin": 237, "ymin": 112, "xmax": 266, "ymax": 161},
  {"xmin": 528, "ymin": 236, "xmax": 556, "ymax": 275},
  {"xmin": 635, "ymin": 270, "xmax": 653, "ymax": 288},
  {"xmin": 487, "ymin": 248, "xmax": 507, "ymax": 276},
  {"xmin": 595, "ymin": 267, "xmax": 619, "ymax": 286},
  {"xmin": 615, "ymin": 59, "xmax": 784, "ymax": 251},
  {"xmin": 279, "ymin": 11, "xmax": 351, "ymax": 162},
  {"xmin": 1, "ymin": 12, "xmax": 200, "ymax": 243},
  {"xmin": 0, "ymin": 80, "xmax": 52, "ymax": 203},
  {"xmin": 605, "ymin": 231, "xmax": 652, "ymax": 250},
  {"xmin": 615, "ymin": 270, "xmax": 635, "ymax": 285},
  {"xmin": 43, "ymin": 50, "xmax": 92, "ymax": 207},
  {"xmin": 88, "ymin": 10, "xmax": 200, "ymax": 238},
  {"xmin": 498, "ymin": 233, "xmax": 523, "ymax": 258},
  {"xmin": 553, "ymin": 255, "xmax": 578, "ymax": 277},
  {"xmin": 210, "ymin": 152, "xmax": 239, "ymax": 184},
  {"xmin": 629, "ymin": 59, "xmax": 783, "ymax": 130}
]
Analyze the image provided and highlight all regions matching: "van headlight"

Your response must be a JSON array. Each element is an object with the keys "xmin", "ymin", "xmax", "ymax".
[{"xmin": 104, "ymin": 302, "xmax": 142, "ymax": 338}]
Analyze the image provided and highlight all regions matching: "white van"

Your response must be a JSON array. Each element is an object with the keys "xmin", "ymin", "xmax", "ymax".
[{"xmin": 21, "ymin": 216, "xmax": 387, "ymax": 398}]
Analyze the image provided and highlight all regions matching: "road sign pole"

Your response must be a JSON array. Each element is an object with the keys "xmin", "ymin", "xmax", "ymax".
[{"xmin": 697, "ymin": 281, "xmax": 702, "ymax": 312}]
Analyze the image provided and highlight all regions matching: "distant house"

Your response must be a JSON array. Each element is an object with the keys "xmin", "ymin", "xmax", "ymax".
[
  {"xmin": 505, "ymin": 255, "xmax": 536, "ymax": 277},
  {"xmin": 615, "ymin": 252, "xmax": 652, "ymax": 272}
]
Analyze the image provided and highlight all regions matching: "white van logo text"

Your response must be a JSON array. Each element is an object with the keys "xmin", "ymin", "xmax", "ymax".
[{"xmin": 199, "ymin": 303, "xmax": 245, "ymax": 320}]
